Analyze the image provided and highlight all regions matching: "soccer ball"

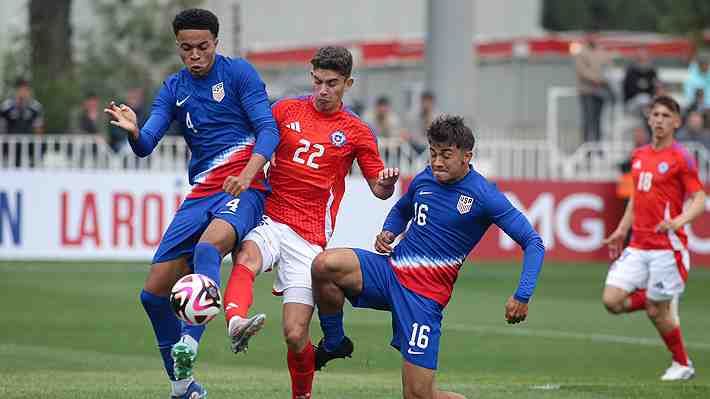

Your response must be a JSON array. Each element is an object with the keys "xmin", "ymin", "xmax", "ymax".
[{"xmin": 169, "ymin": 274, "xmax": 222, "ymax": 325}]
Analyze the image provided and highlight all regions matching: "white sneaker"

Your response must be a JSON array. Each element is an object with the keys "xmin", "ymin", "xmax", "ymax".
[
  {"xmin": 227, "ymin": 313, "xmax": 266, "ymax": 354},
  {"xmin": 660, "ymin": 360, "xmax": 695, "ymax": 381}
]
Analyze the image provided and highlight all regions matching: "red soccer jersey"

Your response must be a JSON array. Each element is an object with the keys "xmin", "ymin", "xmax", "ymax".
[
  {"xmin": 265, "ymin": 96, "xmax": 384, "ymax": 247},
  {"xmin": 629, "ymin": 142, "xmax": 703, "ymax": 250}
]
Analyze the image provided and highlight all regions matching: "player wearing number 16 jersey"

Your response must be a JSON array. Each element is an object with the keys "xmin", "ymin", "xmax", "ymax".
[
  {"xmin": 222, "ymin": 46, "xmax": 399, "ymax": 399},
  {"xmin": 603, "ymin": 95, "xmax": 706, "ymax": 381},
  {"xmin": 104, "ymin": 9, "xmax": 279, "ymax": 399}
]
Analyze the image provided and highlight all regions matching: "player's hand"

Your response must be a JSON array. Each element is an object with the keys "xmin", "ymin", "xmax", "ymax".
[
  {"xmin": 656, "ymin": 218, "xmax": 683, "ymax": 233},
  {"xmin": 377, "ymin": 168, "xmax": 400, "ymax": 187},
  {"xmin": 223, "ymin": 172, "xmax": 252, "ymax": 196},
  {"xmin": 504, "ymin": 296, "xmax": 528, "ymax": 324},
  {"xmin": 104, "ymin": 101, "xmax": 139, "ymax": 140},
  {"xmin": 374, "ymin": 230, "xmax": 396, "ymax": 254},
  {"xmin": 602, "ymin": 229, "xmax": 626, "ymax": 260}
]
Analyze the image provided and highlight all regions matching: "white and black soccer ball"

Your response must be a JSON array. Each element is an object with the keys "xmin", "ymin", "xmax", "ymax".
[{"xmin": 169, "ymin": 274, "xmax": 222, "ymax": 326}]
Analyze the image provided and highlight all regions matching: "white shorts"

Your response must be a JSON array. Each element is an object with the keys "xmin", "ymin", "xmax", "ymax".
[
  {"xmin": 605, "ymin": 247, "xmax": 690, "ymax": 301},
  {"xmin": 243, "ymin": 215, "xmax": 323, "ymax": 306}
]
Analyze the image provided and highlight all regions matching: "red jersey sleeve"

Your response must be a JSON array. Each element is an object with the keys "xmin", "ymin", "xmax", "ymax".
[
  {"xmin": 679, "ymin": 151, "xmax": 703, "ymax": 196},
  {"xmin": 353, "ymin": 124, "xmax": 384, "ymax": 179}
]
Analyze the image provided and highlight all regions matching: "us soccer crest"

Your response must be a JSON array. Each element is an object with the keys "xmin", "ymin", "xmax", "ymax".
[
  {"xmin": 330, "ymin": 130, "xmax": 347, "ymax": 147},
  {"xmin": 212, "ymin": 82, "xmax": 225, "ymax": 102},
  {"xmin": 457, "ymin": 195, "xmax": 474, "ymax": 214}
]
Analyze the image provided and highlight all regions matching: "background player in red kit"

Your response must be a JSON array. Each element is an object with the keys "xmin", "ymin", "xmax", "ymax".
[
  {"xmin": 222, "ymin": 46, "xmax": 399, "ymax": 399},
  {"xmin": 602, "ymin": 95, "xmax": 706, "ymax": 381}
]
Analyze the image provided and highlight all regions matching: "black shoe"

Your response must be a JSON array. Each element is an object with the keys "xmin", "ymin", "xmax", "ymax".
[{"xmin": 314, "ymin": 336, "xmax": 354, "ymax": 371}]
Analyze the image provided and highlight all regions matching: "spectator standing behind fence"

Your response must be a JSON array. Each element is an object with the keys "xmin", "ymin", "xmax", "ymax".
[
  {"xmin": 0, "ymin": 78, "xmax": 44, "ymax": 167},
  {"xmin": 403, "ymin": 90, "xmax": 441, "ymax": 154},
  {"xmin": 575, "ymin": 36, "xmax": 613, "ymax": 142},
  {"xmin": 70, "ymin": 92, "xmax": 105, "ymax": 167},
  {"xmin": 108, "ymin": 87, "xmax": 147, "ymax": 153},
  {"xmin": 623, "ymin": 48, "xmax": 657, "ymax": 116},
  {"xmin": 363, "ymin": 96, "xmax": 401, "ymax": 139},
  {"xmin": 677, "ymin": 111, "xmax": 710, "ymax": 150},
  {"xmin": 683, "ymin": 56, "xmax": 710, "ymax": 109}
]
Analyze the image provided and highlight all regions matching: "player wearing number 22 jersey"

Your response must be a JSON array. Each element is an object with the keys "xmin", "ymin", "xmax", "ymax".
[{"xmin": 221, "ymin": 46, "xmax": 399, "ymax": 399}]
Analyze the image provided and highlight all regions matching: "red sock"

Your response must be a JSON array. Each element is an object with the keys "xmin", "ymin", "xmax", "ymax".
[
  {"xmin": 223, "ymin": 263, "xmax": 255, "ymax": 321},
  {"xmin": 287, "ymin": 342, "xmax": 315, "ymax": 399},
  {"xmin": 627, "ymin": 289, "xmax": 647, "ymax": 312},
  {"xmin": 661, "ymin": 326, "xmax": 689, "ymax": 366}
]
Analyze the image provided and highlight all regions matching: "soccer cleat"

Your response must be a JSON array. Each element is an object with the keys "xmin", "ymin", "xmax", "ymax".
[
  {"xmin": 314, "ymin": 336, "xmax": 354, "ymax": 371},
  {"xmin": 660, "ymin": 360, "xmax": 695, "ymax": 381},
  {"xmin": 228, "ymin": 313, "xmax": 266, "ymax": 353},
  {"xmin": 170, "ymin": 381, "xmax": 207, "ymax": 399},
  {"xmin": 171, "ymin": 341, "xmax": 197, "ymax": 380}
]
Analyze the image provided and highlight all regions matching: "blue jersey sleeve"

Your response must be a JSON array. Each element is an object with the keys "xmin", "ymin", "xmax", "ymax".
[
  {"xmin": 131, "ymin": 81, "xmax": 175, "ymax": 157},
  {"xmin": 484, "ymin": 183, "xmax": 545, "ymax": 303},
  {"xmin": 382, "ymin": 178, "xmax": 416, "ymax": 235},
  {"xmin": 233, "ymin": 60, "xmax": 279, "ymax": 159}
]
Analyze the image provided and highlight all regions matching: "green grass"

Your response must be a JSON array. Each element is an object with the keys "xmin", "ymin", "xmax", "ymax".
[{"xmin": 1, "ymin": 260, "xmax": 709, "ymax": 398}]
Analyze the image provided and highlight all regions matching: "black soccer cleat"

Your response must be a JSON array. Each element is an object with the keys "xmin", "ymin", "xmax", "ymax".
[{"xmin": 314, "ymin": 336, "xmax": 354, "ymax": 371}]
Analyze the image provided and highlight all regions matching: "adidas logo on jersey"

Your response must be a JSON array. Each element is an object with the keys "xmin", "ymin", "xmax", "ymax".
[{"xmin": 286, "ymin": 121, "xmax": 302, "ymax": 133}]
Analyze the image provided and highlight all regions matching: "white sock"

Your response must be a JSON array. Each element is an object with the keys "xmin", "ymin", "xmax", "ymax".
[
  {"xmin": 171, "ymin": 377, "xmax": 194, "ymax": 396},
  {"xmin": 179, "ymin": 334, "xmax": 199, "ymax": 355}
]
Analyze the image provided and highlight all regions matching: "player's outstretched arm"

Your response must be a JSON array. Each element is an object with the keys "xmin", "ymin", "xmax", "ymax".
[{"xmin": 367, "ymin": 167, "xmax": 400, "ymax": 199}]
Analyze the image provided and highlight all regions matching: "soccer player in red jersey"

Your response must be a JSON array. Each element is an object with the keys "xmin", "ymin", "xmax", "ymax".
[
  {"xmin": 222, "ymin": 46, "xmax": 399, "ymax": 399},
  {"xmin": 602, "ymin": 95, "xmax": 706, "ymax": 381}
]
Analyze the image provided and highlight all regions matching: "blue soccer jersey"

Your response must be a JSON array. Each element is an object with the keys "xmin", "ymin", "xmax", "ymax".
[
  {"xmin": 129, "ymin": 54, "xmax": 279, "ymax": 199},
  {"xmin": 383, "ymin": 166, "xmax": 545, "ymax": 306}
]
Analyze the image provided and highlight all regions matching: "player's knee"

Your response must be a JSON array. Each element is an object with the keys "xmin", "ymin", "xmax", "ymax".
[
  {"xmin": 234, "ymin": 241, "xmax": 261, "ymax": 273},
  {"xmin": 403, "ymin": 382, "xmax": 433, "ymax": 399},
  {"xmin": 645, "ymin": 303, "xmax": 661, "ymax": 321},
  {"xmin": 311, "ymin": 252, "xmax": 336, "ymax": 279},
  {"xmin": 283, "ymin": 322, "xmax": 308, "ymax": 349},
  {"xmin": 601, "ymin": 295, "xmax": 624, "ymax": 314}
]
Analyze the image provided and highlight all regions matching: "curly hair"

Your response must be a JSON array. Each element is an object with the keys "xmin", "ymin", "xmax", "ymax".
[
  {"xmin": 173, "ymin": 8, "xmax": 219, "ymax": 38},
  {"xmin": 426, "ymin": 115, "xmax": 475, "ymax": 151},
  {"xmin": 310, "ymin": 46, "xmax": 353, "ymax": 78}
]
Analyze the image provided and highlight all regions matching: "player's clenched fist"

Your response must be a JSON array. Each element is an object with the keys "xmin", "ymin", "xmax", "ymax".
[
  {"xmin": 374, "ymin": 230, "xmax": 396, "ymax": 254},
  {"xmin": 504, "ymin": 296, "xmax": 528, "ymax": 324}
]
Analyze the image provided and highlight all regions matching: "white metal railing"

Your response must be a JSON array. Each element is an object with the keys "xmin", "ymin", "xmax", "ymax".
[{"xmin": 2, "ymin": 134, "xmax": 710, "ymax": 182}]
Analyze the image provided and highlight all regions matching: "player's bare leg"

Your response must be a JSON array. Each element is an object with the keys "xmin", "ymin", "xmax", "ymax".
[
  {"xmin": 283, "ymin": 302, "xmax": 316, "ymax": 399},
  {"xmin": 401, "ymin": 361, "xmax": 466, "ymax": 399},
  {"xmin": 602, "ymin": 285, "xmax": 646, "ymax": 314},
  {"xmin": 647, "ymin": 299, "xmax": 694, "ymax": 380},
  {"xmin": 311, "ymin": 249, "xmax": 361, "ymax": 369},
  {"xmin": 225, "ymin": 240, "xmax": 266, "ymax": 353},
  {"xmin": 141, "ymin": 257, "xmax": 207, "ymax": 397}
]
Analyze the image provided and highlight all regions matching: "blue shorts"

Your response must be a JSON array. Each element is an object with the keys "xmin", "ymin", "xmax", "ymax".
[
  {"xmin": 348, "ymin": 249, "xmax": 444, "ymax": 370},
  {"xmin": 152, "ymin": 189, "xmax": 265, "ymax": 267}
]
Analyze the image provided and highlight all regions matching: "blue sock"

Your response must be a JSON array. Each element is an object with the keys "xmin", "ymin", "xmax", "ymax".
[
  {"xmin": 193, "ymin": 242, "xmax": 222, "ymax": 287},
  {"xmin": 140, "ymin": 290, "xmax": 181, "ymax": 380},
  {"xmin": 182, "ymin": 322, "xmax": 206, "ymax": 342},
  {"xmin": 319, "ymin": 311, "xmax": 345, "ymax": 352}
]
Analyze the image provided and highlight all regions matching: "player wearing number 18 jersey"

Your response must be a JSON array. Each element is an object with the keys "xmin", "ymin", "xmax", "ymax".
[
  {"xmin": 222, "ymin": 46, "xmax": 399, "ymax": 399},
  {"xmin": 603, "ymin": 95, "xmax": 706, "ymax": 381}
]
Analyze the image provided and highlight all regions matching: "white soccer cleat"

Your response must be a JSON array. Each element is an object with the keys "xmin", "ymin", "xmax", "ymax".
[
  {"xmin": 227, "ymin": 313, "xmax": 266, "ymax": 354},
  {"xmin": 660, "ymin": 360, "xmax": 695, "ymax": 381}
]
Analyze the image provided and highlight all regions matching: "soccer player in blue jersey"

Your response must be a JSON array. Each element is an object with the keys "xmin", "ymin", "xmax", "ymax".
[
  {"xmin": 311, "ymin": 115, "xmax": 545, "ymax": 398},
  {"xmin": 104, "ymin": 9, "xmax": 279, "ymax": 399}
]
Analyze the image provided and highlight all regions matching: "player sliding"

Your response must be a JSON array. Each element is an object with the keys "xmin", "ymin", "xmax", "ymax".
[
  {"xmin": 104, "ymin": 8, "xmax": 279, "ymax": 399},
  {"xmin": 311, "ymin": 115, "xmax": 545, "ymax": 399},
  {"xmin": 221, "ymin": 46, "xmax": 399, "ymax": 399},
  {"xmin": 602, "ymin": 95, "xmax": 705, "ymax": 381}
]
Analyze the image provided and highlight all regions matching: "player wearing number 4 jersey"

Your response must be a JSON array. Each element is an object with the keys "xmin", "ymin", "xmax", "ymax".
[
  {"xmin": 104, "ymin": 9, "xmax": 279, "ymax": 399},
  {"xmin": 312, "ymin": 115, "xmax": 545, "ymax": 399},
  {"xmin": 221, "ymin": 46, "xmax": 399, "ymax": 399},
  {"xmin": 602, "ymin": 95, "xmax": 706, "ymax": 381}
]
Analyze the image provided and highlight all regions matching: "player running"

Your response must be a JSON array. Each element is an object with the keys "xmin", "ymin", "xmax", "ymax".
[
  {"xmin": 602, "ymin": 95, "xmax": 705, "ymax": 381},
  {"xmin": 104, "ymin": 9, "xmax": 279, "ymax": 399},
  {"xmin": 311, "ymin": 115, "xmax": 545, "ymax": 399},
  {"xmin": 220, "ymin": 46, "xmax": 399, "ymax": 399}
]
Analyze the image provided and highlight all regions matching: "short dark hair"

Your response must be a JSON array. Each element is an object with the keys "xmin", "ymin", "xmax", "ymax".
[
  {"xmin": 173, "ymin": 8, "xmax": 219, "ymax": 38},
  {"xmin": 421, "ymin": 91, "xmax": 434, "ymax": 101},
  {"xmin": 376, "ymin": 96, "xmax": 390, "ymax": 106},
  {"xmin": 650, "ymin": 95, "xmax": 680, "ymax": 115},
  {"xmin": 14, "ymin": 78, "xmax": 29, "ymax": 88},
  {"xmin": 427, "ymin": 115, "xmax": 475, "ymax": 151},
  {"xmin": 310, "ymin": 46, "xmax": 353, "ymax": 78}
]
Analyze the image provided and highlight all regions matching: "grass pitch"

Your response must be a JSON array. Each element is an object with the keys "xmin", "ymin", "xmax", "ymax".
[{"xmin": 1, "ymin": 260, "xmax": 709, "ymax": 398}]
